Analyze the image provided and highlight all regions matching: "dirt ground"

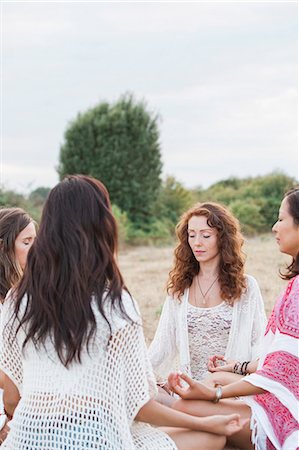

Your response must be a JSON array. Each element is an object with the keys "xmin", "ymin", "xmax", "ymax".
[{"xmin": 118, "ymin": 234, "xmax": 290, "ymax": 344}]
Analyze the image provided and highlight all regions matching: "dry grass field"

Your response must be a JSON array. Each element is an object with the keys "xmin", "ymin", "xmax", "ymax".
[{"xmin": 118, "ymin": 234, "xmax": 290, "ymax": 344}]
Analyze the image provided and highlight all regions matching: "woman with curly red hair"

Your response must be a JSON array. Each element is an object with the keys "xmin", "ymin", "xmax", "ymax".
[
  {"xmin": 149, "ymin": 202, "xmax": 266, "ymax": 389},
  {"xmin": 167, "ymin": 188, "xmax": 299, "ymax": 449}
]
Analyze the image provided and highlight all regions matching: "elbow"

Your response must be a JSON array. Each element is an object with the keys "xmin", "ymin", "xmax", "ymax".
[{"xmin": 3, "ymin": 391, "xmax": 20, "ymax": 418}]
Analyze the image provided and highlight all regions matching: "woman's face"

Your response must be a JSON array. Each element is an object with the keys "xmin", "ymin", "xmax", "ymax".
[
  {"xmin": 14, "ymin": 222, "xmax": 36, "ymax": 270},
  {"xmin": 187, "ymin": 215, "xmax": 219, "ymax": 264},
  {"xmin": 272, "ymin": 197, "xmax": 299, "ymax": 258}
]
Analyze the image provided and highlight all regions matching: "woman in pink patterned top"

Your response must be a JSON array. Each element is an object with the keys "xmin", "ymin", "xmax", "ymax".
[{"xmin": 167, "ymin": 187, "xmax": 299, "ymax": 450}]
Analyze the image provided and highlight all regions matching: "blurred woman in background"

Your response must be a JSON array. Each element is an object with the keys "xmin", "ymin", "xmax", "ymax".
[
  {"xmin": 0, "ymin": 207, "xmax": 36, "ymax": 444},
  {"xmin": 0, "ymin": 207, "xmax": 36, "ymax": 302}
]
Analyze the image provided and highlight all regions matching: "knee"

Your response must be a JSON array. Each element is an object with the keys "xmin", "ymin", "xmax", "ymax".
[{"xmin": 214, "ymin": 435, "xmax": 226, "ymax": 450}]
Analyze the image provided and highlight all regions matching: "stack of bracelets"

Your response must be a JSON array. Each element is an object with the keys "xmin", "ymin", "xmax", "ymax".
[{"xmin": 233, "ymin": 361, "xmax": 250, "ymax": 375}]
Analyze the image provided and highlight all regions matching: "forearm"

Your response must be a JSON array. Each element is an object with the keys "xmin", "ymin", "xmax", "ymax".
[
  {"xmin": 0, "ymin": 370, "xmax": 5, "ymax": 390},
  {"xmin": 136, "ymin": 399, "xmax": 209, "ymax": 431},
  {"xmin": 221, "ymin": 379, "xmax": 265, "ymax": 399},
  {"xmin": 246, "ymin": 360, "xmax": 258, "ymax": 374}
]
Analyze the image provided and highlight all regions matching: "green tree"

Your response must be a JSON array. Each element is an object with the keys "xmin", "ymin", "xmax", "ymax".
[
  {"xmin": 58, "ymin": 94, "xmax": 162, "ymax": 227},
  {"xmin": 29, "ymin": 187, "xmax": 51, "ymax": 206},
  {"xmin": 154, "ymin": 176, "xmax": 194, "ymax": 225},
  {"xmin": 230, "ymin": 200, "xmax": 266, "ymax": 235}
]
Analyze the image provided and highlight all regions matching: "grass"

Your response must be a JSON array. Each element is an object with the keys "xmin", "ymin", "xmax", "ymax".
[{"xmin": 118, "ymin": 234, "xmax": 290, "ymax": 343}]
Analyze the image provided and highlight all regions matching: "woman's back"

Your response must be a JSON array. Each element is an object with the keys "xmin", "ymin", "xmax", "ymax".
[{"xmin": 0, "ymin": 291, "xmax": 175, "ymax": 450}]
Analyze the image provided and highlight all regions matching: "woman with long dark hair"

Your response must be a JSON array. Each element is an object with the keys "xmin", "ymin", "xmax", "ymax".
[
  {"xmin": 149, "ymin": 202, "xmax": 266, "ymax": 389},
  {"xmin": 0, "ymin": 176, "xmax": 247, "ymax": 450},
  {"xmin": 168, "ymin": 187, "xmax": 299, "ymax": 450},
  {"xmin": 0, "ymin": 207, "xmax": 36, "ymax": 444},
  {"xmin": 0, "ymin": 207, "xmax": 36, "ymax": 302}
]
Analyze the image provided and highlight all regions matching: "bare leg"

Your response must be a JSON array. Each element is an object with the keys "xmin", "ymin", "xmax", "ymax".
[
  {"xmin": 161, "ymin": 427, "xmax": 226, "ymax": 450},
  {"xmin": 172, "ymin": 399, "xmax": 253, "ymax": 449}
]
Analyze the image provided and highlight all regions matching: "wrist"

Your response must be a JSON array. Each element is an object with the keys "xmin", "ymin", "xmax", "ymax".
[
  {"xmin": 212, "ymin": 386, "xmax": 222, "ymax": 403},
  {"xmin": 196, "ymin": 416, "xmax": 213, "ymax": 433}
]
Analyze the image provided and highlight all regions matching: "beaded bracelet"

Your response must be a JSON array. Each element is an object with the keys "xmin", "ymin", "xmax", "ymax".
[
  {"xmin": 233, "ymin": 361, "xmax": 250, "ymax": 375},
  {"xmin": 243, "ymin": 361, "xmax": 250, "ymax": 375},
  {"xmin": 233, "ymin": 362, "xmax": 241, "ymax": 374}
]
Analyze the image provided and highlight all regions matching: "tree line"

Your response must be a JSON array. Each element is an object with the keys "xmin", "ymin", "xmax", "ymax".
[{"xmin": 2, "ymin": 94, "xmax": 296, "ymax": 244}]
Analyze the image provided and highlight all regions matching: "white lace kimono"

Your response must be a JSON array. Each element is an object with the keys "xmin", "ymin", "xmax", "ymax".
[
  {"xmin": 149, "ymin": 275, "xmax": 267, "ymax": 383},
  {"xmin": 0, "ymin": 292, "xmax": 177, "ymax": 450}
]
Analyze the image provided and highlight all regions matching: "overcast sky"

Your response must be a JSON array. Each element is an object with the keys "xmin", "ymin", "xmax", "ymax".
[{"xmin": 1, "ymin": 1, "xmax": 298, "ymax": 194}]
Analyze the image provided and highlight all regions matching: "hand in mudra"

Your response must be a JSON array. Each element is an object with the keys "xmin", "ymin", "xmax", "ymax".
[
  {"xmin": 168, "ymin": 372, "xmax": 214, "ymax": 401},
  {"xmin": 208, "ymin": 355, "xmax": 236, "ymax": 373},
  {"xmin": 203, "ymin": 414, "xmax": 250, "ymax": 436}
]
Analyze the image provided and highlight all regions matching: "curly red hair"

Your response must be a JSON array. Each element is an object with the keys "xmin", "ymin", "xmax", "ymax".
[{"xmin": 167, "ymin": 202, "xmax": 246, "ymax": 303}]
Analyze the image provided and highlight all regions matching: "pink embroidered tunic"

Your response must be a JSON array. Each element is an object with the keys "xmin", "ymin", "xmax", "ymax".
[{"xmin": 244, "ymin": 275, "xmax": 299, "ymax": 450}]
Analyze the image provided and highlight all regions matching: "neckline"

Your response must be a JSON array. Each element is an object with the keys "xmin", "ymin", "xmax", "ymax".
[{"xmin": 188, "ymin": 300, "xmax": 227, "ymax": 311}]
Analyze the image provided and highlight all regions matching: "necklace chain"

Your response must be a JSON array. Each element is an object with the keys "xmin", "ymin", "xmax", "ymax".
[{"xmin": 196, "ymin": 275, "xmax": 219, "ymax": 305}]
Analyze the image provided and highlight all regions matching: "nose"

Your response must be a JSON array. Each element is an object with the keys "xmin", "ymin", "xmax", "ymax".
[
  {"xmin": 272, "ymin": 221, "xmax": 278, "ymax": 233},
  {"xmin": 194, "ymin": 235, "xmax": 203, "ymax": 246}
]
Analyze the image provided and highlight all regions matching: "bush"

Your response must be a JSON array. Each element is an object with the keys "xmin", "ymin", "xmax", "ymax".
[{"xmin": 58, "ymin": 94, "xmax": 162, "ymax": 227}]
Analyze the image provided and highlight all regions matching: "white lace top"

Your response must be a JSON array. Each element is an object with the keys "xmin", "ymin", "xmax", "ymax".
[
  {"xmin": 0, "ymin": 292, "xmax": 177, "ymax": 450},
  {"xmin": 149, "ymin": 275, "xmax": 267, "ymax": 383},
  {"xmin": 187, "ymin": 302, "xmax": 233, "ymax": 380}
]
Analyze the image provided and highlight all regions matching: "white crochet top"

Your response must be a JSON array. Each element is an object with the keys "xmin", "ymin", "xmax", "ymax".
[
  {"xmin": 187, "ymin": 302, "xmax": 233, "ymax": 380},
  {"xmin": 0, "ymin": 292, "xmax": 177, "ymax": 450}
]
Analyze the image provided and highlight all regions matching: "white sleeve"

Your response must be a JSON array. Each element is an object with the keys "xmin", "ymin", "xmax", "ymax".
[
  {"xmin": 247, "ymin": 276, "xmax": 267, "ymax": 360},
  {"xmin": 147, "ymin": 296, "xmax": 178, "ymax": 383},
  {"xmin": 0, "ymin": 300, "xmax": 23, "ymax": 395},
  {"xmin": 109, "ymin": 321, "xmax": 158, "ymax": 424}
]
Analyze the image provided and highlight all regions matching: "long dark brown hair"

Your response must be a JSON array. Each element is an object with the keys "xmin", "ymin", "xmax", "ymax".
[
  {"xmin": 13, "ymin": 175, "xmax": 131, "ymax": 367},
  {"xmin": 167, "ymin": 202, "xmax": 246, "ymax": 302},
  {"xmin": 281, "ymin": 186, "xmax": 299, "ymax": 280},
  {"xmin": 0, "ymin": 207, "xmax": 33, "ymax": 300}
]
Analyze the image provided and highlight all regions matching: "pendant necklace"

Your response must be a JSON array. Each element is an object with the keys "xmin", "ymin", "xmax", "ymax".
[{"xmin": 196, "ymin": 275, "xmax": 219, "ymax": 305}]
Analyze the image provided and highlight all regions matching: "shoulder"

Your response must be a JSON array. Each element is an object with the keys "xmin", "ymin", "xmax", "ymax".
[
  {"xmin": 1, "ymin": 291, "xmax": 27, "ymax": 320},
  {"xmin": 166, "ymin": 289, "xmax": 188, "ymax": 306},
  {"xmin": 244, "ymin": 274, "xmax": 260, "ymax": 290},
  {"xmin": 120, "ymin": 290, "xmax": 141, "ymax": 322},
  {"xmin": 289, "ymin": 274, "xmax": 299, "ymax": 293},
  {"xmin": 102, "ymin": 290, "xmax": 141, "ymax": 334},
  {"xmin": 276, "ymin": 275, "xmax": 299, "ymax": 338},
  {"xmin": 243, "ymin": 275, "xmax": 262, "ymax": 299}
]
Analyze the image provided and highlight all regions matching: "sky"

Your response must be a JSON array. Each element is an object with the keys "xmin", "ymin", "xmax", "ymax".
[{"xmin": 1, "ymin": 1, "xmax": 298, "ymax": 194}]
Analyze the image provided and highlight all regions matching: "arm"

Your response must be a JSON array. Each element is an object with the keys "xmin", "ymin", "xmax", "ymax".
[
  {"xmin": 0, "ymin": 369, "xmax": 5, "ymax": 389},
  {"xmin": 0, "ymin": 300, "xmax": 24, "ymax": 413},
  {"xmin": 248, "ymin": 276, "xmax": 267, "ymax": 360},
  {"xmin": 136, "ymin": 398, "xmax": 249, "ymax": 436},
  {"xmin": 168, "ymin": 372, "xmax": 265, "ymax": 401},
  {"xmin": 148, "ymin": 296, "xmax": 178, "ymax": 382},
  {"xmin": 208, "ymin": 355, "xmax": 258, "ymax": 374},
  {"xmin": 3, "ymin": 375, "xmax": 20, "ymax": 418},
  {"xmin": 221, "ymin": 379, "xmax": 265, "ymax": 398}
]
